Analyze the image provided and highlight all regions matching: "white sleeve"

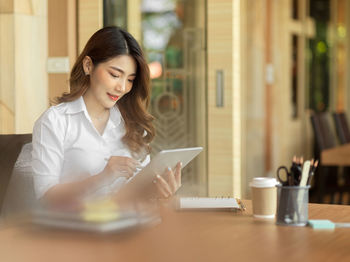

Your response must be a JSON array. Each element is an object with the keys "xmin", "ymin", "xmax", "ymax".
[{"xmin": 31, "ymin": 108, "xmax": 66, "ymax": 199}]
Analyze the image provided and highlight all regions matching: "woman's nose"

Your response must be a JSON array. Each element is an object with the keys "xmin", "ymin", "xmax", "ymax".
[{"xmin": 115, "ymin": 79, "xmax": 126, "ymax": 93}]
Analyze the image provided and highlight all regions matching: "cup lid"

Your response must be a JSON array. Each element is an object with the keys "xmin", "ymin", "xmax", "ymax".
[{"xmin": 249, "ymin": 177, "xmax": 278, "ymax": 188}]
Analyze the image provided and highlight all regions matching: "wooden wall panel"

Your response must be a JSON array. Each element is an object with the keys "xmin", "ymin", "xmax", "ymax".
[
  {"xmin": 0, "ymin": 15, "xmax": 15, "ymax": 111},
  {"xmin": 15, "ymin": 14, "xmax": 48, "ymax": 132},
  {"xmin": 243, "ymin": 0, "xmax": 267, "ymax": 197},
  {"xmin": 0, "ymin": 0, "xmax": 48, "ymax": 134},
  {"xmin": 0, "ymin": 103, "xmax": 15, "ymax": 133},
  {"xmin": 207, "ymin": 0, "xmax": 233, "ymax": 197},
  {"xmin": 0, "ymin": 15, "xmax": 15, "ymax": 133},
  {"xmin": 14, "ymin": 0, "xmax": 33, "ymax": 15},
  {"xmin": 127, "ymin": 0, "xmax": 141, "ymax": 43},
  {"xmin": 78, "ymin": 0, "xmax": 103, "ymax": 53},
  {"xmin": 67, "ymin": 0, "xmax": 77, "ymax": 65},
  {"xmin": 48, "ymin": 0, "xmax": 68, "ymax": 56},
  {"xmin": 49, "ymin": 75, "xmax": 69, "ymax": 103},
  {"xmin": 270, "ymin": 0, "xmax": 306, "ymax": 170},
  {"xmin": 0, "ymin": 0, "xmax": 14, "ymax": 13},
  {"xmin": 47, "ymin": 0, "xmax": 76, "ymax": 102},
  {"xmin": 1, "ymin": 0, "xmax": 46, "ymax": 15},
  {"xmin": 207, "ymin": 0, "xmax": 244, "ymax": 197},
  {"xmin": 196, "ymin": 0, "xmax": 208, "ymax": 194}
]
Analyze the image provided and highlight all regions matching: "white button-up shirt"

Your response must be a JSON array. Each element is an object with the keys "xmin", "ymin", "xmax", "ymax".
[{"xmin": 31, "ymin": 96, "xmax": 150, "ymax": 199}]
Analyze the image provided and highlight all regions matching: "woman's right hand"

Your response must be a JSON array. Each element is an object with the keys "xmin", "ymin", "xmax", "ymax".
[{"xmin": 102, "ymin": 156, "xmax": 141, "ymax": 180}]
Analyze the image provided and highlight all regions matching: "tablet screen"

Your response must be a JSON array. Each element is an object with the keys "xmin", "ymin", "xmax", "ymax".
[{"xmin": 117, "ymin": 147, "xmax": 203, "ymax": 199}]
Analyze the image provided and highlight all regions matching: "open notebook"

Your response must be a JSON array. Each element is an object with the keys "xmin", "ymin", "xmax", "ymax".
[
  {"xmin": 31, "ymin": 209, "xmax": 142, "ymax": 233},
  {"xmin": 177, "ymin": 197, "xmax": 246, "ymax": 211},
  {"xmin": 30, "ymin": 198, "xmax": 161, "ymax": 233}
]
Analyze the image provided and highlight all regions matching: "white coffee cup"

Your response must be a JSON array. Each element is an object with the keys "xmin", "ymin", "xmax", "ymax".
[{"xmin": 250, "ymin": 177, "xmax": 278, "ymax": 219}]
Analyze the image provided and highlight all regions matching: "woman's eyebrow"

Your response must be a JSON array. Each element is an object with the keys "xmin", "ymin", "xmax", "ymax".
[{"xmin": 109, "ymin": 66, "xmax": 136, "ymax": 76}]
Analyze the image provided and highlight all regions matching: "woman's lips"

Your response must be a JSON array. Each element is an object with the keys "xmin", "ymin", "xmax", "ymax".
[{"xmin": 107, "ymin": 93, "xmax": 119, "ymax": 101}]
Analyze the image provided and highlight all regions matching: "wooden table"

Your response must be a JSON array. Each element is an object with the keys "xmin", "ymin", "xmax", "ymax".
[
  {"xmin": 0, "ymin": 201, "xmax": 350, "ymax": 262},
  {"xmin": 321, "ymin": 143, "xmax": 350, "ymax": 166}
]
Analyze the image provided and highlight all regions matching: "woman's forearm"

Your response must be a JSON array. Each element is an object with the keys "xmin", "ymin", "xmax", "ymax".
[{"xmin": 41, "ymin": 172, "xmax": 107, "ymax": 208}]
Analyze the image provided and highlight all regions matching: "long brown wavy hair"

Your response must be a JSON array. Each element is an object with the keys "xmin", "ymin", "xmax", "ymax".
[{"xmin": 56, "ymin": 26, "xmax": 155, "ymax": 158}]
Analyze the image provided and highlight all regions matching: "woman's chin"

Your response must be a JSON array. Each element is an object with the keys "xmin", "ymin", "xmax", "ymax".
[{"xmin": 103, "ymin": 100, "xmax": 117, "ymax": 108}]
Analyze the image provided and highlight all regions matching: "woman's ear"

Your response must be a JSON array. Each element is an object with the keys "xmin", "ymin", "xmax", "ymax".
[{"xmin": 82, "ymin": 56, "xmax": 93, "ymax": 75}]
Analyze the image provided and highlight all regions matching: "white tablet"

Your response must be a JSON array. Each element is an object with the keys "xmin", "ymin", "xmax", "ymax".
[{"xmin": 117, "ymin": 147, "xmax": 203, "ymax": 199}]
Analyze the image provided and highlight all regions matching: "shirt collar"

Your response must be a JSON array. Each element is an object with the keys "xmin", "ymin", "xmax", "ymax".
[
  {"xmin": 108, "ymin": 105, "xmax": 122, "ymax": 128},
  {"xmin": 65, "ymin": 96, "xmax": 85, "ymax": 114},
  {"xmin": 65, "ymin": 96, "xmax": 122, "ymax": 128}
]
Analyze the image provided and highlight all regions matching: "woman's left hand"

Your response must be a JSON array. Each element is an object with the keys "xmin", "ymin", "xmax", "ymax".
[{"xmin": 154, "ymin": 162, "xmax": 182, "ymax": 198}]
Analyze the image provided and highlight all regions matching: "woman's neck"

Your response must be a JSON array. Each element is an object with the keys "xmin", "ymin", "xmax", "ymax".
[{"xmin": 83, "ymin": 92, "xmax": 109, "ymax": 120}]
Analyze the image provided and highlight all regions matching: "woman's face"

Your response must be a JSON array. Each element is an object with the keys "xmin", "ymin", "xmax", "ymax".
[{"xmin": 84, "ymin": 55, "xmax": 137, "ymax": 109}]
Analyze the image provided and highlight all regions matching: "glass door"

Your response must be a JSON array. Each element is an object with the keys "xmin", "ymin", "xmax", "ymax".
[{"xmin": 104, "ymin": 0, "xmax": 207, "ymax": 195}]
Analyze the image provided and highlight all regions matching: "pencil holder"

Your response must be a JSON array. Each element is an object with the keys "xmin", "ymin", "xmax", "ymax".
[{"xmin": 276, "ymin": 185, "xmax": 310, "ymax": 226}]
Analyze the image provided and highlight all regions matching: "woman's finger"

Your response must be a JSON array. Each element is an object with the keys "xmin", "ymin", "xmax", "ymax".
[
  {"xmin": 109, "ymin": 156, "xmax": 139, "ymax": 172},
  {"xmin": 115, "ymin": 164, "xmax": 136, "ymax": 174},
  {"xmin": 114, "ymin": 170, "xmax": 132, "ymax": 179},
  {"xmin": 154, "ymin": 180, "xmax": 170, "ymax": 198},
  {"xmin": 166, "ymin": 167, "xmax": 177, "ymax": 193},
  {"xmin": 124, "ymin": 165, "xmax": 136, "ymax": 176},
  {"xmin": 117, "ymin": 158, "xmax": 137, "ymax": 173},
  {"xmin": 155, "ymin": 175, "xmax": 172, "ymax": 197},
  {"xmin": 126, "ymin": 164, "xmax": 137, "ymax": 173},
  {"xmin": 174, "ymin": 162, "xmax": 182, "ymax": 186},
  {"xmin": 112, "ymin": 166, "xmax": 134, "ymax": 178},
  {"xmin": 126, "ymin": 159, "xmax": 141, "ymax": 172},
  {"xmin": 132, "ymin": 159, "xmax": 142, "ymax": 168}
]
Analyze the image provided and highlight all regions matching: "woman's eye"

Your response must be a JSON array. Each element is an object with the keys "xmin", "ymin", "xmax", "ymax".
[
  {"xmin": 128, "ymin": 79, "xmax": 134, "ymax": 83},
  {"xmin": 110, "ymin": 73, "xmax": 119, "ymax": 78}
]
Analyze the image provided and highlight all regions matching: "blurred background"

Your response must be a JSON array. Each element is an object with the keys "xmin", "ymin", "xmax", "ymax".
[{"xmin": 1, "ymin": 0, "xmax": 350, "ymax": 203}]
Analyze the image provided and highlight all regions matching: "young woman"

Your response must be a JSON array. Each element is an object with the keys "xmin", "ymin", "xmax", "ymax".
[{"xmin": 31, "ymin": 26, "xmax": 182, "ymax": 208}]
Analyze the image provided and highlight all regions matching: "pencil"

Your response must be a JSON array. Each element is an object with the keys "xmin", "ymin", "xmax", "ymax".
[{"xmin": 307, "ymin": 159, "xmax": 318, "ymax": 186}]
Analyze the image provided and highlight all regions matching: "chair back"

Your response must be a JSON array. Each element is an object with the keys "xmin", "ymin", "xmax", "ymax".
[
  {"xmin": 333, "ymin": 112, "xmax": 350, "ymax": 144},
  {"xmin": 0, "ymin": 134, "xmax": 32, "ymax": 210},
  {"xmin": 310, "ymin": 113, "xmax": 337, "ymax": 153}
]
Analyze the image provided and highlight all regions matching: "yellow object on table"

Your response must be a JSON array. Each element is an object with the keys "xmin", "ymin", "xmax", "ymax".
[{"xmin": 82, "ymin": 197, "xmax": 120, "ymax": 223}]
